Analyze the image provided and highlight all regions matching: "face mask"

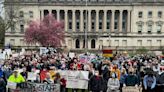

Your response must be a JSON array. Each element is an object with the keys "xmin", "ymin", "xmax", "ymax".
[
  {"xmin": 112, "ymin": 74, "xmax": 116, "ymax": 78},
  {"xmin": 95, "ymin": 73, "xmax": 99, "ymax": 76}
]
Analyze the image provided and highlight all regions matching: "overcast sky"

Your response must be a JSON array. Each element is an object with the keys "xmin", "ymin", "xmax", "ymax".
[{"xmin": 0, "ymin": 0, "xmax": 4, "ymax": 17}]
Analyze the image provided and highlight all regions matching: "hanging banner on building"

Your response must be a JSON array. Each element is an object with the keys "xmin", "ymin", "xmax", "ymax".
[
  {"xmin": 27, "ymin": 82, "xmax": 60, "ymax": 92},
  {"xmin": 58, "ymin": 70, "xmax": 89, "ymax": 89}
]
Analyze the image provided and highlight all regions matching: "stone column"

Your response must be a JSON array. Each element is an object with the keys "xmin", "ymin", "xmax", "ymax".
[
  {"xmin": 127, "ymin": 10, "xmax": 131, "ymax": 32},
  {"xmin": 88, "ymin": 10, "xmax": 91, "ymax": 32},
  {"xmin": 111, "ymin": 10, "xmax": 115, "ymax": 32},
  {"xmin": 80, "ymin": 10, "xmax": 84, "ymax": 32},
  {"xmin": 40, "ymin": 10, "xmax": 43, "ymax": 20},
  {"xmin": 57, "ymin": 10, "xmax": 60, "ymax": 21},
  {"xmin": 96, "ymin": 10, "xmax": 99, "ymax": 32},
  {"xmin": 119, "ymin": 10, "xmax": 123, "ymax": 33},
  {"xmin": 48, "ymin": 9, "xmax": 51, "ymax": 14},
  {"xmin": 103, "ymin": 10, "xmax": 107, "ymax": 32},
  {"xmin": 64, "ymin": 10, "xmax": 68, "ymax": 32},
  {"xmin": 72, "ymin": 10, "xmax": 76, "ymax": 32}
]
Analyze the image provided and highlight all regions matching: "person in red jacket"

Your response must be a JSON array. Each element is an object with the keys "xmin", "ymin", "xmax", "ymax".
[{"xmin": 60, "ymin": 76, "xmax": 67, "ymax": 92}]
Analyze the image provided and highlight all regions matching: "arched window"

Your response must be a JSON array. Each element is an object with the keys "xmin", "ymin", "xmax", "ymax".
[
  {"xmin": 91, "ymin": 39, "xmax": 95, "ymax": 48},
  {"xmin": 75, "ymin": 39, "xmax": 80, "ymax": 48}
]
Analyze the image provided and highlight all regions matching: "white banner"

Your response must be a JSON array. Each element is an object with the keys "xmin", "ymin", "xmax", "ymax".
[
  {"xmin": 59, "ymin": 70, "xmax": 89, "ymax": 89},
  {"xmin": 7, "ymin": 82, "xmax": 17, "ymax": 89}
]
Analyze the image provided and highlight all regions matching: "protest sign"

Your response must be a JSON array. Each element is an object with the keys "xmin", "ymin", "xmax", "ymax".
[
  {"xmin": 59, "ymin": 70, "xmax": 89, "ymax": 89},
  {"xmin": 12, "ymin": 53, "xmax": 19, "ymax": 58},
  {"xmin": 27, "ymin": 82, "xmax": 60, "ymax": 92},
  {"xmin": 40, "ymin": 47, "xmax": 48, "ymax": 55},
  {"xmin": 5, "ymin": 49, "xmax": 12, "ymax": 55},
  {"xmin": 69, "ymin": 52, "xmax": 75, "ymax": 59},
  {"xmin": 7, "ymin": 82, "xmax": 17, "ymax": 89},
  {"xmin": 16, "ymin": 69, "xmax": 23, "ymax": 74},
  {"xmin": 66, "ymin": 71, "xmax": 89, "ymax": 89},
  {"xmin": 0, "ymin": 53, "xmax": 5, "ymax": 60},
  {"xmin": 27, "ymin": 72, "xmax": 37, "ymax": 81},
  {"xmin": 79, "ymin": 54, "xmax": 96, "ymax": 63}
]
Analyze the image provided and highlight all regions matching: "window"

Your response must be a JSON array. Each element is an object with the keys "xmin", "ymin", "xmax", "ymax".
[
  {"xmin": 137, "ymin": 40, "xmax": 142, "ymax": 46},
  {"xmin": 148, "ymin": 25, "xmax": 152, "ymax": 33},
  {"xmin": 75, "ymin": 39, "xmax": 80, "ymax": 48},
  {"xmin": 19, "ymin": 11, "xmax": 24, "ymax": 18},
  {"xmin": 138, "ymin": 25, "xmax": 142, "ymax": 33},
  {"xmin": 91, "ymin": 39, "xmax": 96, "ymax": 48},
  {"xmin": 157, "ymin": 25, "xmax": 162, "ymax": 33},
  {"xmin": 115, "ymin": 40, "xmax": 119, "ymax": 46},
  {"xmin": 122, "ymin": 40, "xmax": 127, "ymax": 47},
  {"xmin": 114, "ymin": 22, "xmax": 118, "ymax": 30},
  {"xmin": 157, "ymin": 40, "xmax": 161, "ymax": 46},
  {"xmin": 92, "ymin": 22, "xmax": 94, "ymax": 29},
  {"xmin": 158, "ymin": 11, "xmax": 162, "ymax": 18},
  {"xmin": 76, "ymin": 22, "xmax": 79, "ymax": 30},
  {"xmin": 11, "ymin": 24, "xmax": 15, "ymax": 32},
  {"xmin": 29, "ymin": 11, "xmax": 33, "ymax": 18},
  {"xmin": 99, "ymin": 40, "xmax": 103, "ymax": 49},
  {"xmin": 20, "ymin": 25, "xmax": 24, "ymax": 33},
  {"xmin": 99, "ymin": 22, "xmax": 102, "ymax": 29},
  {"xmin": 107, "ymin": 22, "xmax": 110, "ymax": 29},
  {"xmin": 148, "ymin": 11, "xmax": 152, "ymax": 18},
  {"xmin": 68, "ymin": 40, "xmax": 72, "ymax": 48},
  {"xmin": 20, "ymin": 39, "xmax": 24, "ymax": 46},
  {"xmin": 84, "ymin": 22, "xmax": 86, "ymax": 29},
  {"xmin": 147, "ymin": 40, "xmax": 152, "ymax": 46},
  {"xmin": 138, "ymin": 12, "xmax": 143, "ymax": 18},
  {"xmin": 10, "ymin": 39, "xmax": 15, "ymax": 46},
  {"xmin": 69, "ymin": 22, "xmax": 72, "ymax": 29}
]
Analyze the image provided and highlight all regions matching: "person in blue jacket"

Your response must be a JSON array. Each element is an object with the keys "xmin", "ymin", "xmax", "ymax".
[
  {"xmin": 0, "ymin": 68, "xmax": 6, "ymax": 92},
  {"xmin": 143, "ymin": 73, "xmax": 156, "ymax": 92}
]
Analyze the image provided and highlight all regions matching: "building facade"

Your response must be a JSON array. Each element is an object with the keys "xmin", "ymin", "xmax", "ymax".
[{"xmin": 4, "ymin": 0, "xmax": 164, "ymax": 51}]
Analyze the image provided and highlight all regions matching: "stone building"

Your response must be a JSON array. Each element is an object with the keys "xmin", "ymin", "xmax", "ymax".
[{"xmin": 4, "ymin": 0, "xmax": 164, "ymax": 52}]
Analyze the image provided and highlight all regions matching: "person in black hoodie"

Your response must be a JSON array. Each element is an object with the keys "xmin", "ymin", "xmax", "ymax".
[
  {"xmin": 89, "ymin": 70, "xmax": 105, "ymax": 92},
  {"xmin": 124, "ymin": 68, "xmax": 139, "ymax": 87}
]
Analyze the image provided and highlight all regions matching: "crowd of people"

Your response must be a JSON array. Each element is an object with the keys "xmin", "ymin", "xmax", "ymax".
[{"xmin": 0, "ymin": 49, "xmax": 164, "ymax": 92}]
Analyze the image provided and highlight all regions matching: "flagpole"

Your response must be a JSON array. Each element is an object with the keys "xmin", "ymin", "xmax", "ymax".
[{"xmin": 85, "ymin": 0, "xmax": 88, "ymax": 52}]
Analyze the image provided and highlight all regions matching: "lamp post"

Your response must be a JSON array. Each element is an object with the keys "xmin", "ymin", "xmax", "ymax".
[{"xmin": 84, "ymin": 0, "xmax": 88, "ymax": 52}]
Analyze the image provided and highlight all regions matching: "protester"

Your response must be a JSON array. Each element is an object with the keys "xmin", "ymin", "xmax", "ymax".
[
  {"xmin": 43, "ymin": 73, "xmax": 54, "ymax": 84},
  {"xmin": 0, "ymin": 49, "xmax": 163, "ymax": 92},
  {"xmin": 107, "ymin": 72, "xmax": 120, "ymax": 92},
  {"xmin": 124, "ymin": 68, "xmax": 139, "ymax": 86},
  {"xmin": 119, "ymin": 69, "xmax": 127, "ymax": 92},
  {"xmin": 143, "ymin": 72, "xmax": 156, "ymax": 92},
  {"xmin": 0, "ymin": 74, "xmax": 6, "ymax": 92},
  {"xmin": 60, "ymin": 76, "xmax": 67, "ymax": 92},
  {"xmin": 89, "ymin": 70, "xmax": 105, "ymax": 92},
  {"xmin": 8, "ymin": 70, "xmax": 25, "ymax": 90}
]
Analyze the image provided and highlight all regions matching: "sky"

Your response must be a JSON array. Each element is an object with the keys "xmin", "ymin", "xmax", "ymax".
[{"xmin": 0, "ymin": 0, "xmax": 4, "ymax": 17}]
